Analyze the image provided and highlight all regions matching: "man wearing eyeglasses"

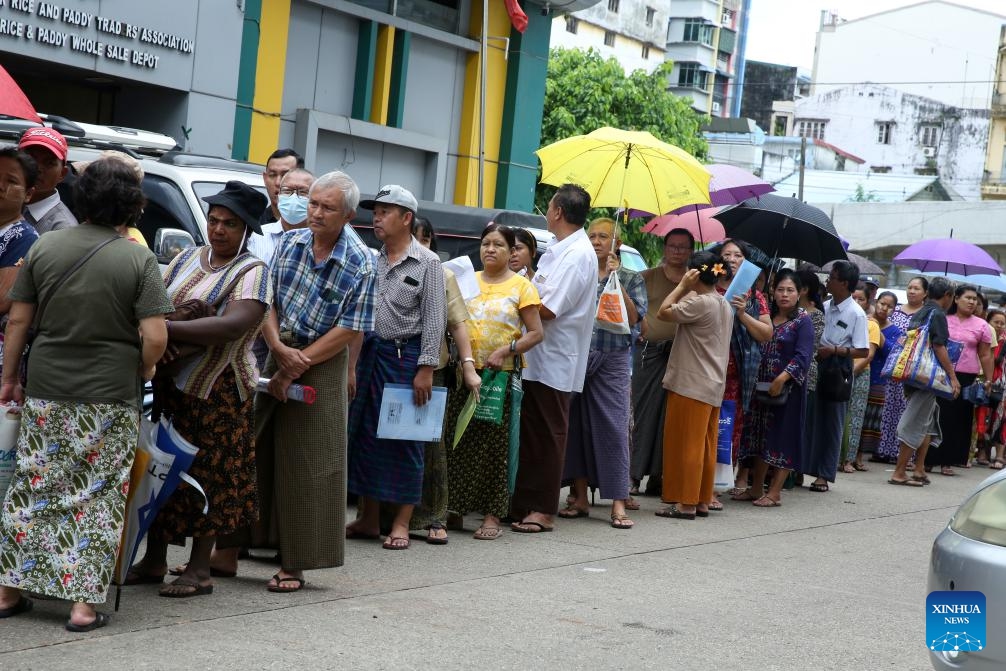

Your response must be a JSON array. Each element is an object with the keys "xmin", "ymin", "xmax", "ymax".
[
  {"xmin": 248, "ymin": 168, "xmax": 314, "ymax": 266},
  {"xmin": 629, "ymin": 228, "xmax": 694, "ymax": 499}
]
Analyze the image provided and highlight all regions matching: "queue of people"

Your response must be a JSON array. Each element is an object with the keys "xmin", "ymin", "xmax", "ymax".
[{"xmin": 0, "ymin": 137, "xmax": 998, "ymax": 635}]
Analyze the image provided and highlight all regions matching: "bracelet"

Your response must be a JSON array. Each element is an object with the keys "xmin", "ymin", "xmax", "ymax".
[
  {"xmin": 510, "ymin": 340, "xmax": 517, "ymax": 354},
  {"xmin": 461, "ymin": 357, "xmax": 475, "ymax": 367}
]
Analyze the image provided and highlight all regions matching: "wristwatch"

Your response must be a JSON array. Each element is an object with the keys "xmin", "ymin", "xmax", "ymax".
[{"xmin": 461, "ymin": 357, "xmax": 476, "ymax": 367}]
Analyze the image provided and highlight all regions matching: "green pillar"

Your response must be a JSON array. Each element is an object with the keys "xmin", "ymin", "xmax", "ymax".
[
  {"xmin": 231, "ymin": 0, "xmax": 262, "ymax": 161},
  {"xmin": 352, "ymin": 20, "xmax": 379, "ymax": 120},
  {"xmin": 387, "ymin": 30, "xmax": 411, "ymax": 128},
  {"xmin": 495, "ymin": 2, "xmax": 550, "ymax": 211}
]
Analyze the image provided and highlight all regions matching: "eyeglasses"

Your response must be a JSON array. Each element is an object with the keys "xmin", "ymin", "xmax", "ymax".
[
  {"xmin": 279, "ymin": 187, "xmax": 310, "ymax": 197},
  {"xmin": 666, "ymin": 245, "xmax": 691, "ymax": 252}
]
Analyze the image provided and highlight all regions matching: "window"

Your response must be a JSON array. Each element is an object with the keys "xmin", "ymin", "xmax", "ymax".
[
  {"xmin": 920, "ymin": 124, "xmax": 940, "ymax": 147},
  {"xmin": 565, "ymin": 15, "xmax": 578, "ymax": 33},
  {"xmin": 645, "ymin": 6, "xmax": 655, "ymax": 26},
  {"xmin": 641, "ymin": 44, "xmax": 650, "ymax": 59},
  {"xmin": 722, "ymin": 8, "xmax": 735, "ymax": 26},
  {"xmin": 797, "ymin": 120, "xmax": 827, "ymax": 140},
  {"xmin": 604, "ymin": 30, "xmax": 616, "ymax": 47},
  {"xmin": 869, "ymin": 166, "xmax": 892, "ymax": 174},
  {"xmin": 678, "ymin": 63, "xmax": 707, "ymax": 89},
  {"xmin": 607, "ymin": 0, "xmax": 619, "ymax": 12},
  {"xmin": 683, "ymin": 18, "xmax": 713, "ymax": 45},
  {"xmin": 877, "ymin": 122, "xmax": 893, "ymax": 145}
]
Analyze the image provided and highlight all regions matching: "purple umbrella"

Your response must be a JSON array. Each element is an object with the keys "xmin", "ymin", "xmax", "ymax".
[
  {"xmin": 893, "ymin": 238, "xmax": 1002, "ymax": 277},
  {"xmin": 621, "ymin": 164, "xmax": 775, "ymax": 219}
]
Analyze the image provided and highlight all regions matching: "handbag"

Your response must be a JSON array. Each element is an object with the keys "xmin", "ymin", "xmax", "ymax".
[
  {"xmin": 595, "ymin": 271, "xmax": 630, "ymax": 335},
  {"xmin": 754, "ymin": 380, "xmax": 792, "ymax": 406},
  {"xmin": 20, "ymin": 235, "xmax": 121, "ymax": 386},
  {"xmin": 0, "ymin": 405, "xmax": 20, "ymax": 498},
  {"xmin": 472, "ymin": 368, "xmax": 508, "ymax": 425},
  {"xmin": 160, "ymin": 258, "xmax": 266, "ymax": 378},
  {"xmin": 881, "ymin": 309, "xmax": 964, "ymax": 399},
  {"xmin": 817, "ymin": 354, "xmax": 853, "ymax": 402},
  {"xmin": 713, "ymin": 400, "xmax": 735, "ymax": 490},
  {"xmin": 963, "ymin": 380, "xmax": 990, "ymax": 405}
]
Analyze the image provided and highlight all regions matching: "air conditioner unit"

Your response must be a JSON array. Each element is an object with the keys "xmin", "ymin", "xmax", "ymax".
[
  {"xmin": 712, "ymin": 101, "xmax": 721, "ymax": 113},
  {"xmin": 922, "ymin": 147, "xmax": 936, "ymax": 157}
]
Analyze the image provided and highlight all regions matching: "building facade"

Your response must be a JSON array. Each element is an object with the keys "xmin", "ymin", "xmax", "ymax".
[
  {"xmin": 0, "ymin": 0, "xmax": 579, "ymax": 211},
  {"xmin": 664, "ymin": 0, "xmax": 746, "ymax": 118},
  {"xmin": 983, "ymin": 25, "xmax": 1006, "ymax": 200},
  {"xmin": 813, "ymin": 1, "xmax": 1006, "ymax": 109},
  {"xmin": 550, "ymin": 0, "xmax": 668, "ymax": 75},
  {"xmin": 792, "ymin": 85, "xmax": 988, "ymax": 201},
  {"xmin": 738, "ymin": 60, "xmax": 810, "ymax": 135}
]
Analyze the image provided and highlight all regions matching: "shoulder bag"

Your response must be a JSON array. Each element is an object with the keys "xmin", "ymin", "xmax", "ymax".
[
  {"xmin": 19, "ymin": 235, "xmax": 121, "ymax": 385},
  {"xmin": 880, "ymin": 309, "xmax": 963, "ymax": 399},
  {"xmin": 754, "ymin": 380, "xmax": 793, "ymax": 406}
]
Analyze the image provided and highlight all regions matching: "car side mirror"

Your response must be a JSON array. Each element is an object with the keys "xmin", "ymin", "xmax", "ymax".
[{"xmin": 154, "ymin": 228, "xmax": 195, "ymax": 264}]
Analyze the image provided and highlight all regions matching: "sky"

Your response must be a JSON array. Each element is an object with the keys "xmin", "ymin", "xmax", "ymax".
[{"xmin": 744, "ymin": 0, "xmax": 1006, "ymax": 70}]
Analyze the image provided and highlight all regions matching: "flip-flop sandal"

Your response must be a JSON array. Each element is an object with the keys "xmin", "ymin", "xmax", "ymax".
[
  {"xmin": 991, "ymin": 461, "xmax": 1006, "ymax": 470},
  {"xmin": 158, "ymin": 578, "xmax": 214, "ymax": 598},
  {"xmin": 852, "ymin": 463, "xmax": 869, "ymax": 472},
  {"xmin": 267, "ymin": 573, "xmax": 305, "ymax": 593},
  {"xmin": 425, "ymin": 523, "xmax": 449, "ymax": 545},
  {"xmin": 911, "ymin": 474, "xmax": 932, "ymax": 485},
  {"xmin": 623, "ymin": 497, "xmax": 640, "ymax": 511},
  {"xmin": 65, "ymin": 612, "xmax": 110, "ymax": 632},
  {"xmin": 730, "ymin": 489, "xmax": 757, "ymax": 501},
  {"xmin": 707, "ymin": 500, "xmax": 724, "ymax": 511},
  {"xmin": 888, "ymin": 478, "xmax": 924, "ymax": 487},
  {"xmin": 382, "ymin": 536, "xmax": 411, "ymax": 550},
  {"xmin": 510, "ymin": 521, "xmax": 554, "ymax": 533},
  {"xmin": 752, "ymin": 496, "xmax": 782, "ymax": 507},
  {"xmin": 655, "ymin": 505, "xmax": 696, "ymax": 520},
  {"xmin": 941, "ymin": 467, "xmax": 956, "ymax": 476},
  {"xmin": 809, "ymin": 482, "xmax": 829, "ymax": 492},
  {"xmin": 610, "ymin": 513, "xmax": 634, "ymax": 529},
  {"xmin": 473, "ymin": 526, "xmax": 503, "ymax": 540},
  {"xmin": 121, "ymin": 571, "xmax": 165, "ymax": 586},
  {"xmin": 0, "ymin": 596, "xmax": 33, "ymax": 619},
  {"xmin": 557, "ymin": 506, "xmax": 589, "ymax": 519},
  {"xmin": 346, "ymin": 527, "xmax": 381, "ymax": 540}
]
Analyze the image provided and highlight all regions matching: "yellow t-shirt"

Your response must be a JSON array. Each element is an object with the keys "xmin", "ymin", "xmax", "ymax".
[
  {"xmin": 867, "ymin": 319, "xmax": 882, "ymax": 348},
  {"xmin": 467, "ymin": 272, "xmax": 540, "ymax": 371}
]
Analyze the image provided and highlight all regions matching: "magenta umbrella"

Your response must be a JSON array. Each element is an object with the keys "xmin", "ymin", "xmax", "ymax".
[
  {"xmin": 0, "ymin": 65, "xmax": 41, "ymax": 124},
  {"xmin": 669, "ymin": 164, "xmax": 775, "ymax": 213},
  {"xmin": 642, "ymin": 208, "xmax": 725, "ymax": 243},
  {"xmin": 893, "ymin": 238, "xmax": 1002, "ymax": 277}
]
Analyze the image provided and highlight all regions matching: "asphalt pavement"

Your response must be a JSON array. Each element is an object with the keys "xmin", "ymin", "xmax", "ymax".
[{"xmin": 0, "ymin": 462, "xmax": 988, "ymax": 670}]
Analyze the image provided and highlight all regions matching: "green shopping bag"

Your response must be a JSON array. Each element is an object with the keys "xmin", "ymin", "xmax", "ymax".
[
  {"xmin": 472, "ymin": 368, "xmax": 508, "ymax": 425},
  {"xmin": 507, "ymin": 371, "xmax": 523, "ymax": 494}
]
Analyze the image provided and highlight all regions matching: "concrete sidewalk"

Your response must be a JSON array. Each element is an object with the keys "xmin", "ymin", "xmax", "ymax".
[{"xmin": 0, "ymin": 463, "xmax": 983, "ymax": 670}]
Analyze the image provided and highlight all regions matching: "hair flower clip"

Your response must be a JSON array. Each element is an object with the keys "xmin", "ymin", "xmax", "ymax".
[
  {"xmin": 712, "ymin": 263, "xmax": 726, "ymax": 276},
  {"xmin": 701, "ymin": 264, "xmax": 709, "ymax": 272}
]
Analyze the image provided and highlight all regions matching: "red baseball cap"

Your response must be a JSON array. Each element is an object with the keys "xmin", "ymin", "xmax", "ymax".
[{"xmin": 19, "ymin": 127, "xmax": 68, "ymax": 162}]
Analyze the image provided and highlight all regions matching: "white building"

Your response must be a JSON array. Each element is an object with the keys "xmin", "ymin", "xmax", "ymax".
[
  {"xmin": 551, "ymin": 0, "xmax": 668, "ymax": 74},
  {"xmin": 792, "ymin": 84, "xmax": 989, "ymax": 201},
  {"xmin": 664, "ymin": 0, "xmax": 744, "ymax": 117},
  {"xmin": 813, "ymin": 1, "xmax": 1006, "ymax": 109}
]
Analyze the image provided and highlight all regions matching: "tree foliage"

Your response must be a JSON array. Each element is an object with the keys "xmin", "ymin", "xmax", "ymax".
[{"xmin": 536, "ymin": 48, "xmax": 709, "ymax": 265}]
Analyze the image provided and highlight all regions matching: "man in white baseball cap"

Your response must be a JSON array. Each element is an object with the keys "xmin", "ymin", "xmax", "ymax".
[{"xmin": 347, "ymin": 184, "xmax": 446, "ymax": 551}]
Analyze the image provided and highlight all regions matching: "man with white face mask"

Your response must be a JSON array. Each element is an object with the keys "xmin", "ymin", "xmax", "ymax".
[{"xmin": 248, "ymin": 168, "xmax": 314, "ymax": 266}]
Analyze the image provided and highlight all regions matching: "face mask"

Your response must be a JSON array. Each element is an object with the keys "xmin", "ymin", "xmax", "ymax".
[{"xmin": 278, "ymin": 193, "xmax": 308, "ymax": 225}]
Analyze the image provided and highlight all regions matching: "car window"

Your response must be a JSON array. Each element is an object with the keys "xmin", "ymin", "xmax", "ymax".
[
  {"xmin": 192, "ymin": 181, "xmax": 267, "ymax": 215},
  {"xmin": 620, "ymin": 248, "xmax": 648, "ymax": 272},
  {"xmin": 139, "ymin": 174, "xmax": 203, "ymax": 249}
]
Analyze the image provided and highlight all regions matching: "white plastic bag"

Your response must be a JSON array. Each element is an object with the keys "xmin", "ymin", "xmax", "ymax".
[
  {"xmin": 595, "ymin": 272, "xmax": 631, "ymax": 335},
  {"xmin": 0, "ymin": 405, "xmax": 22, "ymax": 497}
]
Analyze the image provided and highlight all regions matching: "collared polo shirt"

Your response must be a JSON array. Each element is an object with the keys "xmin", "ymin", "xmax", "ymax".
[
  {"xmin": 821, "ymin": 295, "xmax": 869, "ymax": 350},
  {"xmin": 248, "ymin": 221, "xmax": 286, "ymax": 266}
]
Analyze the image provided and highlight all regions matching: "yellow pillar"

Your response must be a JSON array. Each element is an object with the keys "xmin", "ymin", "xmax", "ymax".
[
  {"xmin": 453, "ymin": 2, "xmax": 510, "ymax": 207},
  {"xmin": 248, "ymin": 0, "xmax": 293, "ymax": 163},
  {"xmin": 370, "ymin": 25, "xmax": 396, "ymax": 125}
]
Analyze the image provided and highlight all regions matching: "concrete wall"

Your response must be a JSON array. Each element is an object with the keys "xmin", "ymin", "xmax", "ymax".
[
  {"xmin": 740, "ymin": 61, "xmax": 796, "ymax": 133},
  {"xmin": 813, "ymin": 2, "xmax": 1004, "ymax": 109},
  {"xmin": 795, "ymin": 85, "xmax": 989, "ymax": 201},
  {"xmin": 550, "ymin": 12, "xmax": 665, "ymax": 74}
]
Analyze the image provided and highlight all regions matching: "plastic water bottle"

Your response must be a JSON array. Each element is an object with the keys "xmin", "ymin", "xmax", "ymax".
[{"xmin": 256, "ymin": 378, "xmax": 317, "ymax": 404}]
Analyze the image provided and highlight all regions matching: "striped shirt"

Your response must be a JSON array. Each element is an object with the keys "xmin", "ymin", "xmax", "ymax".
[
  {"xmin": 375, "ymin": 237, "xmax": 446, "ymax": 368},
  {"xmin": 163, "ymin": 247, "xmax": 272, "ymax": 401},
  {"xmin": 272, "ymin": 226, "xmax": 376, "ymax": 344}
]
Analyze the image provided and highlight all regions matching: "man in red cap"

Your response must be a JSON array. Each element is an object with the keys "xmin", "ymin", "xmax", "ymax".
[{"xmin": 18, "ymin": 127, "xmax": 78, "ymax": 234}]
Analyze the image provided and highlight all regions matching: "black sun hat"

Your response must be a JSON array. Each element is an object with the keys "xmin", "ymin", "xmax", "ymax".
[{"xmin": 201, "ymin": 181, "xmax": 268, "ymax": 235}]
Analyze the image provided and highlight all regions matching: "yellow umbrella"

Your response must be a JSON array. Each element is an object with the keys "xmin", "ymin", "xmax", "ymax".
[{"xmin": 535, "ymin": 127, "xmax": 711, "ymax": 216}]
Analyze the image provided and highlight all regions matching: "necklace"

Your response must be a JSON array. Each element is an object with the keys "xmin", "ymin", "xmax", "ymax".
[{"xmin": 207, "ymin": 248, "xmax": 234, "ymax": 271}]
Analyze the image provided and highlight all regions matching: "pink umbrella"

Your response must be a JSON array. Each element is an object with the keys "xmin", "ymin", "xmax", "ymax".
[
  {"xmin": 0, "ymin": 65, "xmax": 41, "ymax": 124},
  {"xmin": 642, "ymin": 208, "xmax": 725, "ymax": 243}
]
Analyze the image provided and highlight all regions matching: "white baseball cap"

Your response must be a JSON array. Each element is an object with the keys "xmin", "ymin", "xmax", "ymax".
[{"xmin": 359, "ymin": 184, "xmax": 418, "ymax": 213}]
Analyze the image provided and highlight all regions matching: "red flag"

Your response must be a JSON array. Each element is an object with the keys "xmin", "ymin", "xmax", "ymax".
[{"xmin": 504, "ymin": 0, "xmax": 528, "ymax": 33}]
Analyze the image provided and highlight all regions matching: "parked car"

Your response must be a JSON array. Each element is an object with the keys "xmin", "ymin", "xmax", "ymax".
[{"xmin": 928, "ymin": 467, "xmax": 1006, "ymax": 670}]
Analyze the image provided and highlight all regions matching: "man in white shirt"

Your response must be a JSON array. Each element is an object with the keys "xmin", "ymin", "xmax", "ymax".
[
  {"xmin": 18, "ymin": 128, "xmax": 77, "ymax": 234},
  {"xmin": 511, "ymin": 183, "xmax": 598, "ymax": 533},
  {"xmin": 803, "ymin": 260, "xmax": 869, "ymax": 492},
  {"xmin": 248, "ymin": 168, "xmax": 314, "ymax": 265}
]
